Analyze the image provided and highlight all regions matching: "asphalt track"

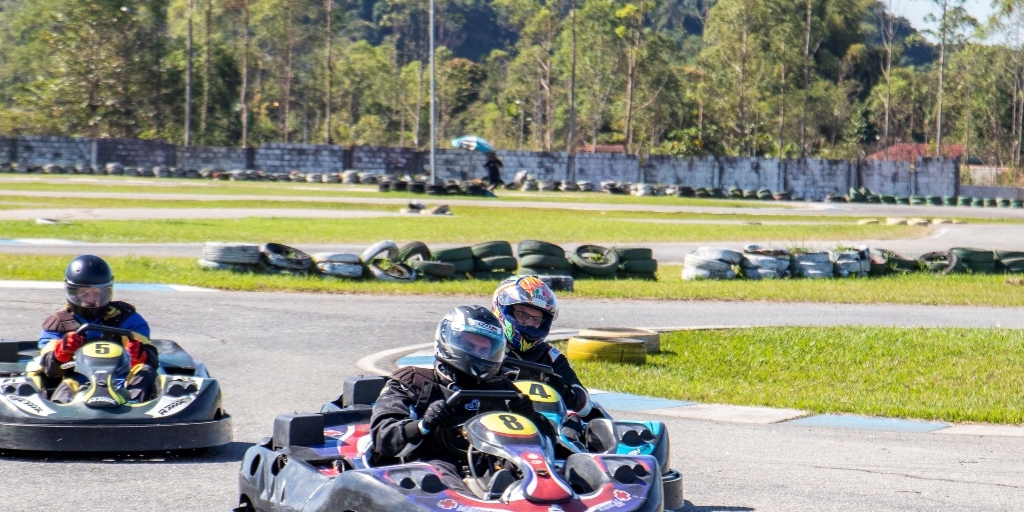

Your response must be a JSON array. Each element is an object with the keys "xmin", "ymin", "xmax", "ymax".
[{"xmin": 1, "ymin": 290, "xmax": 1022, "ymax": 511}]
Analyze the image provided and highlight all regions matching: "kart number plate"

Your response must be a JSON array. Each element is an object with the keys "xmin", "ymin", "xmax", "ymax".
[
  {"xmin": 514, "ymin": 381, "xmax": 559, "ymax": 403},
  {"xmin": 480, "ymin": 413, "xmax": 538, "ymax": 436},
  {"xmin": 83, "ymin": 342, "xmax": 123, "ymax": 359}
]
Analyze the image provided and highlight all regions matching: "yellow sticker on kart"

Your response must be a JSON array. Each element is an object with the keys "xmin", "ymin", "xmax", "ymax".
[
  {"xmin": 515, "ymin": 381, "xmax": 560, "ymax": 403},
  {"xmin": 480, "ymin": 413, "xmax": 538, "ymax": 436},
  {"xmin": 82, "ymin": 342, "xmax": 123, "ymax": 359}
]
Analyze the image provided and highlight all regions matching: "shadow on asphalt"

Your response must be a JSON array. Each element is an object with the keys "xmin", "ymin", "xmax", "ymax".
[
  {"xmin": 681, "ymin": 502, "xmax": 755, "ymax": 511},
  {"xmin": 0, "ymin": 441, "xmax": 252, "ymax": 464}
]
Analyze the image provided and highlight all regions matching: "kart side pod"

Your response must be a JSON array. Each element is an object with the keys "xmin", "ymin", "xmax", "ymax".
[{"xmin": 585, "ymin": 419, "xmax": 669, "ymax": 468}]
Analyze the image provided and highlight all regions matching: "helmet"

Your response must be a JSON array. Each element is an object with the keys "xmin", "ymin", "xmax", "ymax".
[
  {"xmin": 64, "ymin": 255, "xmax": 114, "ymax": 319},
  {"xmin": 435, "ymin": 306, "xmax": 507, "ymax": 382},
  {"xmin": 492, "ymin": 276, "xmax": 558, "ymax": 352}
]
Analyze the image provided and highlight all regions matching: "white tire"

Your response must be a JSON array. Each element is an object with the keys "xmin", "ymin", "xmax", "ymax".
[
  {"xmin": 697, "ymin": 247, "xmax": 743, "ymax": 265},
  {"xmin": 316, "ymin": 262, "xmax": 365, "ymax": 278},
  {"xmin": 741, "ymin": 254, "xmax": 789, "ymax": 271},
  {"xmin": 360, "ymin": 240, "xmax": 400, "ymax": 263},
  {"xmin": 311, "ymin": 252, "xmax": 362, "ymax": 265},
  {"xmin": 682, "ymin": 267, "xmax": 736, "ymax": 280},
  {"xmin": 202, "ymin": 242, "xmax": 261, "ymax": 265},
  {"xmin": 792, "ymin": 252, "xmax": 831, "ymax": 264},
  {"xmin": 684, "ymin": 254, "xmax": 733, "ymax": 271},
  {"xmin": 744, "ymin": 268, "xmax": 780, "ymax": 280}
]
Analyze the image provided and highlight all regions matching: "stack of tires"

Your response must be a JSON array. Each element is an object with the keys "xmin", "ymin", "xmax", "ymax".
[
  {"xmin": 517, "ymin": 240, "xmax": 572, "ymax": 277},
  {"xmin": 682, "ymin": 247, "xmax": 738, "ymax": 280},
  {"xmin": 614, "ymin": 247, "xmax": 657, "ymax": 279},
  {"xmin": 577, "ymin": 327, "xmax": 661, "ymax": 354},
  {"xmin": 397, "ymin": 241, "xmax": 455, "ymax": 280},
  {"xmin": 569, "ymin": 245, "xmax": 620, "ymax": 279},
  {"xmin": 311, "ymin": 252, "xmax": 363, "ymax": 278},
  {"xmin": 997, "ymin": 250, "xmax": 1024, "ymax": 273},
  {"xmin": 830, "ymin": 248, "xmax": 870, "ymax": 277},
  {"xmin": 470, "ymin": 241, "xmax": 518, "ymax": 280},
  {"xmin": 873, "ymin": 248, "xmax": 919, "ymax": 274},
  {"xmin": 361, "ymin": 240, "xmax": 415, "ymax": 282},
  {"xmin": 741, "ymin": 246, "xmax": 790, "ymax": 279},
  {"xmin": 919, "ymin": 250, "xmax": 958, "ymax": 274},
  {"xmin": 260, "ymin": 243, "xmax": 313, "ymax": 274},
  {"xmin": 789, "ymin": 251, "xmax": 833, "ymax": 278},
  {"xmin": 430, "ymin": 246, "xmax": 476, "ymax": 279},
  {"xmin": 198, "ymin": 242, "xmax": 261, "ymax": 271},
  {"xmin": 950, "ymin": 247, "xmax": 997, "ymax": 274},
  {"xmin": 565, "ymin": 329, "xmax": 652, "ymax": 364}
]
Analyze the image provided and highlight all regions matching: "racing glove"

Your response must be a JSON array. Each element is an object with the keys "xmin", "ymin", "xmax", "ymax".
[
  {"xmin": 53, "ymin": 332, "xmax": 85, "ymax": 363},
  {"xmin": 122, "ymin": 334, "xmax": 148, "ymax": 367},
  {"xmin": 420, "ymin": 399, "xmax": 454, "ymax": 433},
  {"xmin": 508, "ymin": 393, "xmax": 536, "ymax": 416},
  {"xmin": 542, "ymin": 373, "xmax": 572, "ymax": 402}
]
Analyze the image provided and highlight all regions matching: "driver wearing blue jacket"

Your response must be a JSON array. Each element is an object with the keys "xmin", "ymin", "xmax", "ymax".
[{"xmin": 34, "ymin": 255, "xmax": 158, "ymax": 403}]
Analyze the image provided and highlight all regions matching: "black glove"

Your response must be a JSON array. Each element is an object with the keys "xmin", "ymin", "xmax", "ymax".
[
  {"xmin": 422, "ymin": 400, "xmax": 454, "ymax": 431},
  {"xmin": 508, "ymin": 393, "xmax": 536, "ymax": 416},
  {"xmin": 542, "ymin": 373, "xmax": 572, "ymax": 401}
]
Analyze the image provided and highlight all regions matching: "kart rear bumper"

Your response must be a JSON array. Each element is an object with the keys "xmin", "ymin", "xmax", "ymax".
[{"xmin": 0, "ymin": 416, "xmax": 232, "ymax": 452}]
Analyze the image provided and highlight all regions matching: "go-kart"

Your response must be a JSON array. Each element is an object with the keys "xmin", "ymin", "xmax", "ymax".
[
  {"xmin": 236, "ymin": 366, "xmax": 684, "ymax": 511},
  {"xmin": 0, "ymin": 323, "xmax": 231, "ymax": 452}
]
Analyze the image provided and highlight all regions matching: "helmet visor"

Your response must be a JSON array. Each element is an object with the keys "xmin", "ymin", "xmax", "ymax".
[
  {"xmin": 66, "ymin": 284, "xmax": 113, "ymax": 309},
  {"xmin": 449, "ymin": 331, "xmax": 505, "ymax": 364}
]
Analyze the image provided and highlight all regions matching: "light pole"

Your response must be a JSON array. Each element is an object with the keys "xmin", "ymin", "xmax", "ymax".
[
  {"xmin": 122, "ymin": 5, "xmax": 192, "ymax": 146},
  {"xmin": 429, "ymin": 0, "xmax": 437, "ymax": 185}
]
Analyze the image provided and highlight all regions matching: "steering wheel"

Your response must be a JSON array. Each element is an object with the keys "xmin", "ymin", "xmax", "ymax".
[
  {"xmin": 436, "ymin": 389, "xmax": 521, "ymax": 454},
  {"xmin": 75, "ymin": 323, "xmax": 134, "ymax": 340},
  {"xmin": 502, "ymin": 358, "xmax": 560, "ymax": 383}
]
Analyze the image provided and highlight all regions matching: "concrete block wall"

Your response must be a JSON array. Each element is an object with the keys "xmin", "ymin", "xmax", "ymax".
[
  {"xmin": 254, "ymin": 143, "xmax": 346, "ymax": 173},
  {"xmin": 860, "ymin": 160, "xmax": 912, "ymax": 197},
  {"xmin": 914, "ymin": 158, "xmax": 959, "ymax": 197},
  {"xmin": 176, "ymin": 146, "xmax": 249, "ymax": 170},
  {"xmin": 0, "ymin": 138, "xmax": 13, "ymax": 163},
  {"xmin": 350, "ymin": 146, "xmax": 419, "ymax": 175},
  {"xmin": 784, "ymin": 159, "xmax": 852, "ymax": 200},
  {"xmin": 96, "ymin": 138, "xmax": 175, "ymax": 168},
  {"xmin": 959, "ymin": 185, "xmax": 1024, "ymax": 200},
  {"xmin": 10, "ymin": 135, "xmax": 92, "ymax": 165}
]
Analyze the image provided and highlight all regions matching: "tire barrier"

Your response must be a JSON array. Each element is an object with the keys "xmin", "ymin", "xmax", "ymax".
[
  {"xmin": 202, "ymin": 242, "xmax": 261, "ymax": 266},
  {"xmin": 613, "ymin": 246, "xmax": 657, "ymax": 280},
  {"xmin": 790, "ymin": 252, "xmax": 834, "ymax": 279},
  {"xmin": 260, "ymin": 243, "xmax": 313, "ymax": 273},
  {"xmin": 577, "ymin": 327, "xmax": 661, "ymax": 354},
  {"xmin": 570, "ymin": 245, "xmax": 620, "ymax": 278},
  {"xmin": 566, "ymin": 337, "xmax": 647, "ymax": 364}
]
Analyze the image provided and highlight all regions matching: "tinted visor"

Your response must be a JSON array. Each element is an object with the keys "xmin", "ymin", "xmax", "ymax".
[
  {"xmin": 449, "ymin": 331, "xmax": 505, "ymax": 365},
  {"xmin": 65, "ymin": 283, "xmax": 113, "ymax": 308}
]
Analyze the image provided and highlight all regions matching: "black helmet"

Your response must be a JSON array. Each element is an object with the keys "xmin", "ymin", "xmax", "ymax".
[
  {"xmin": 64, "ymin": 255, "xmax": 114, "ymax": 318},
  {"xmin": 435, "ymin": 306, "xmax": 506, "ymax": 382}
]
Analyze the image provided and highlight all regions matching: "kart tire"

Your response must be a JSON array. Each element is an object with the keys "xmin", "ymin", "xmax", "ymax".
[
  {"xmin": 474, "ymin": 255, "xmax": 519, "ymax": 272},
  {"xmin": 613, "ymin": 247, "xmax": 653, "ymax": 261},
  {"xmin": 577, "ymin": 328, "xmax": 660, "ymax": 353},
  {"xmin": 316, "ymin": 262, "xmax": 365, "ymax": 278},
  {"xmin": 684, "ymin": 254, "xmax": 732, "ymax": 271},
  {"xmin": 566, "ymin": 337, "xmax": 647, "ymax": 364},
  {"xmin": 310, "ymin": 252, "xmax": 361, "ymax": 265},
  {"xmin": 368, "ymin": 261, "xmax": 416, "ymax": 282},
  {"xmin": 360, "ymin": 240, "xmax": 400, "ymax": 263},
  {"xmin": 408, "ymin": 259, "xmax": 456, "ymax": 278},
  {"xmin": 261, "ymin": 243, "xmax": 313, "ymax": 271},
  {"xmin": 398, "ymin": 241, "xmax": 432, "ymax": 262},
  {"xmin": 696, "ymin": 247, "xmax": 742, "ymax": 265},
  {"xmin": 520, "ymin": 254, "xmax": 571, "ymax": 270},
  {"xmin": 432, "ymin": 246, "xmax": 474, "ymax": 262},
  {"xmin": 570, "ymin": 245, "xmax": 620, "ymax": 277},
  {"xmin": 620, "ymin": 259, "xmax": 657, "ymax": 274},
  {"xmin": 471, "ymin": 241, "xmax": 514, "ymax": 259},
  {"xmin": 202, "ymin": 242, "xmax": 261, "ymax": 265},
  {"xmin": 518, "ymin": 240, "xmax": 566, "ymax": 257},
  {"xmin": 447, "ymin": 258, "xmax": 476, "ymax": 274},
  {"xmin": 518, "ymin": 267, "xmax": 573, "ymax": 277}
]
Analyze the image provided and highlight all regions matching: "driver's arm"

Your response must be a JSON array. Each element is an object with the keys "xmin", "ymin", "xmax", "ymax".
[
  {"xmin": 547, "ymin": 349, "xmax": 590, "ymax": 413},
  {"xmin": 370, "ymin": 370, "xmax": 428, "ymax": 459}
]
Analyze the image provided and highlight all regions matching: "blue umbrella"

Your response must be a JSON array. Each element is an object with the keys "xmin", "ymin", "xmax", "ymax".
[{"xmin": 451, "ymin": 135, "xmax": 494, "ymax": 153}]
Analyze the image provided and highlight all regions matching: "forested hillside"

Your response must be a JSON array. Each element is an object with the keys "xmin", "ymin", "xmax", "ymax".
[{"xmin": 1, "ymin": 0, "xmax": 1022, "ymax": 167}]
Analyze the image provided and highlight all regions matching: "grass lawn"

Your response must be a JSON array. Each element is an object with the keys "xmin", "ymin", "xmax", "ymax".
[
  {"xmin": 0, "ymin": 208, "xmax": 925, "ymax": 244},
  {"xmin": 564, "ymin": 327, "xmax": 1024, "ymax": 424},
  {"xmin": 2, "ymin": 255, "xmax": 1024, "ymax": 307}
]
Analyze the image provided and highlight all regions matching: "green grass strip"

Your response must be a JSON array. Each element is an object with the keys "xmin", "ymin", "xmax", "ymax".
[
  {"xmin": 3, "ymin": 256, "xmax": 1024, "ymax": 307},
  {"xmin": 565, "ymin": 327, "xmax": 1024, "ymax": 424}
]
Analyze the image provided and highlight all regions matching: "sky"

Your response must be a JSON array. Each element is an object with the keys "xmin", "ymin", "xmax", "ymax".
[{"xmin": 901, "ymin": 0, "xmax": 996, "ymax": 32}]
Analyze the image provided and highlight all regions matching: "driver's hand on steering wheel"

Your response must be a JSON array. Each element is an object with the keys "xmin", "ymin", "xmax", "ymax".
[
  {"xmin": 421, "ymin": 400, "xmax": 455, "ymax": 433},
  {"xmin": 508, "ymin": 393, "xmax": 536, "ymax": 416},
  {"xmin": 53, "ymin": 332, "xmax": 85, "ymax": 363}
]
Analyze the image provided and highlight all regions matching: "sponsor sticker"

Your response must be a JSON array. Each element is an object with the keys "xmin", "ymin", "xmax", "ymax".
[
  {"xmin": 613, "ymin": 489, "xmax": 631, "ymax": 502},
  {"xmin": 4, "ymin": 395, "xmax": 57, "ymax": 417},
  {"xmin": 145, "ymin": 395, "xmax": 195, "ymax": 418},
  {"xmin": 437, "ymin": 499, "xmax": 457, "ymax": 510}
]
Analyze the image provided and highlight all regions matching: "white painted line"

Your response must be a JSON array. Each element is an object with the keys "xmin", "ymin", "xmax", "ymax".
[
  {"xmin": 356, "ymin": 342, "xmax": 433, "ymax": 377},
  {"xmin": 933, "ymin": 424, "xmax": 1024, "ymax": 437},
  {"xmin": 646, "ymin": 403, "xmax": 810, "ymax": 424},
  {"xmin": 0, "ymin": 280, "xmax": 63, "ymax": 289},
  {"xmin": 167, "ymin": 284, "xmax": 219, "ymax": 293}
]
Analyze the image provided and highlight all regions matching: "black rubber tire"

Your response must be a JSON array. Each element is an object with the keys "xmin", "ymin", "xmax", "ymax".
[
  {"xmin": 613, "ymin": 247, "xmax": 653, "ymax": 261},
  {"xmin": 469, "ymin": 271, "xmax": 515, "ymax": 280},
  {"xmin": 378, "ymin": 182, "xmax": 390, "ymax": 192},
  {"xmin": 448, "ymin": 258, "xmax": 475, "ymax": 274},
  {"xmin": 389, "ymin": 181, "xmax": 408, "ymax": 192},
  {"xmin": 398, "ymin": 241, "xmax": 432, "ymax": 262},
  {"xmin": 432, "ymin": 246, "xmax": 474, "ymax": 261},
  {"xmin": 368, "ymin": 261, "xmax": 416, "ymax": 282},
  {"xmin": 471, "ymin": 241, "xmax": 514, "ymax": 258},
  {"xmin": 464, "ymin": 184, "xmax": 484, "ymax": 196},
  {"xmin": 408, "ymin": 259, "xmax": 456, "ymax": 278},
  {"xmin": 517, "ymin": 240, "xmax": 566, "ymax": 257},
  {"xmin": 261, "ymin": 243, "xmax": 313, "ymax": 271},
  {"xmin": 474, "ymin": 255, "xmax": 519, "ymax": 272},
  {"xmin": 620, "ymin": 259, "xmax": 658, "ymax": 274},
  {"xmin": 426, "ymin": 185, "xmax": 447, "ymax": 195},
  {"xmin": 919, "ymin": 251, "xmax": 959, "ymax": 274},
  {"xmin": 517, "ymin": 267, "xmax": 573, "ymax": 277},
  {"xmin": 570, "ymin": 245, "xmax": 620, "ymax": 277},
  {"xmin": 409, "ymin": 182, "xmax": 426, "ymax": 194},
  {"xmin": 875, "ymin": 248, "xmax": 920, "ymax": 272},
  {"xmin": 951, "ymin": 247, "xmax": 995, "ymax": 264},
  {"xmin": 519, "ymin": 254, "xmax": 571, "ymax": 270}
]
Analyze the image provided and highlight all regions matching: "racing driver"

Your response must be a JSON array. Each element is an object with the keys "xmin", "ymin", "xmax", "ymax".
[
  {"xmin": 370, "ymin": 305, "xmax": 554, "ymax": 492},
  {"xmin": 34, "ymin": 255, "xmax": 158, "ymax": 403}
]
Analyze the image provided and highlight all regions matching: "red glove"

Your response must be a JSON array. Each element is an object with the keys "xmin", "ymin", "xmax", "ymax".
[
  {"xmin": 123, "ymin": 335, "xmax": 148, "ymax": 367},
  {"xmin": 53, "ymin": 332, "xmax": 85, "ymax": 363}
]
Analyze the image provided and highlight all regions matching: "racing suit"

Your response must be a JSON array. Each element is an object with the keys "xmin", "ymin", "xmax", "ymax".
[
  {"xmin": 370, "ymin": 363, "xmax": 553, "ymax": 491},
  {"xmin": 506, "ymin": 342, "xmax": 590, "ymax": 414},
  {"xmin": 35, "ymin": 302, "xmax": 158, "ymax": 403}
]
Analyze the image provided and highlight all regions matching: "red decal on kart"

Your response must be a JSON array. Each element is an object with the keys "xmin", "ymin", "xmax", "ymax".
[{"xmin": 438, "ymin": 498, "xmax": 458, "ymax": 510}]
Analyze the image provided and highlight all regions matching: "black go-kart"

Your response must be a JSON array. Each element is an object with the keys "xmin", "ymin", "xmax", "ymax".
[
  {"xmin": 0, "ymin": 323, "xmax": 231, "ymax": 452},
  {"xmin": 237, "ymin": 361, "xmax": 684, "ymax": 511}
]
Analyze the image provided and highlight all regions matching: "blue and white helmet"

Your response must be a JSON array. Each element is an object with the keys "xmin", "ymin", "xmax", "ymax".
[{"xmin": 435, "ymin": 306, "xmax": 507, "ymax": 381}]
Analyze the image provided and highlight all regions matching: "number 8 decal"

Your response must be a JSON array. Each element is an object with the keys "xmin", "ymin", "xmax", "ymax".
[{"xmin": 498, "ymin": 414, "xmax": 524, "ymax": 431}]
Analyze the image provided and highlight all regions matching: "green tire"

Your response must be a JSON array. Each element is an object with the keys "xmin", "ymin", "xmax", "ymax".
[
  {"xmin": 620, "ymin": 259, "xmax": 658, "ymax": 274},
  {"xmin": 432, "ymin": 246, "xmax": 474, "ymax": 261},
  {"xmin": 471, "ymin": 241, "xmax": 514, "ymax": 259},
  {"xmin": 517, "ymin": 240, "xmax": 566, "ymax": 258},
  {"xmin": 474, "ymin": 255, "xmax": 519, "ymax": 272},
  {"xmin": 519, "ymin": 254, "xmax": 571, "ymax": 270}
]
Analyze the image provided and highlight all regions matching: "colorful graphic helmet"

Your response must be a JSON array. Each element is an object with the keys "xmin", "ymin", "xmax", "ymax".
[
  {"xmin": 492, "ymin": 276, "xmax": 559, "ymax": 352},
  {"xmin": 435, "ymin": 305, "xmax": 507, "ymax": 381}
]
